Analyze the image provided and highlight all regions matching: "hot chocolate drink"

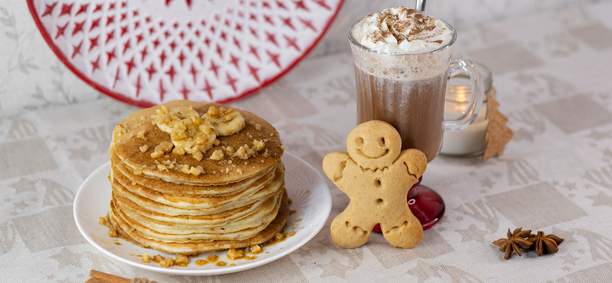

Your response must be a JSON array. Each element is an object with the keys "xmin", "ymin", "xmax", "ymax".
[
  {"xmin": 349, "ymin": 7, "xmax": 455, "ymax": 162},
  {"xmin": 355, "ymin": 70, "xmax": 447, "ymax": 162}
]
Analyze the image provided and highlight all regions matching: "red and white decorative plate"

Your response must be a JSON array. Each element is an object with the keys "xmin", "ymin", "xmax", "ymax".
[{"xmin": 27, "ymin": 0, "xmax": 344, "ymax": 107}]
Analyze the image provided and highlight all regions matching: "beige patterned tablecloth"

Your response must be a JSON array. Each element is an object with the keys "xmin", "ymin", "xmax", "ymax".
[{"xmin": 3, "ymin": 1, "xmax": 612, "ymax": 282}]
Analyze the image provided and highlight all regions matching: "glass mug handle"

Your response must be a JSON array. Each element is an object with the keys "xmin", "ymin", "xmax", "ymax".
[{"xmin": 442, "ymin": 59, "xmax": 484, "ymax": 131}]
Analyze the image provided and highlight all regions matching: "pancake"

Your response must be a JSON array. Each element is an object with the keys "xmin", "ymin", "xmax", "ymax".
[
  {"xmin": 112, "ymin": 101, "xmax": 284, "ymax": 185},
  {"xmin": 121, "ymin": 195, "xmax": 282, "ymax": 232},
  {"xmin": 105, "ymin": 100, "xmax": 289, "ymax": 256},
  {"xmin": 111, "ymin": 196, "xmax": 281, "ymax": 242},
  {"xmin": 110, "ymin": 166, "xmax": 284, "ymax": 215},
  {"xmin": 111, "ymin": 148, "xmax": 276, "ymax": 196},
  {"xmin": 109, "ymin": 191, "xmax": 290, "ymax": 255},
  {"xmin": 111, "ymin": 194, "xmax": 282, "ymax": 241},
  {"xmin": 111, "ymin": 161, "xmax": 284, "ymax": 210},
  {"xmin": 112, "ymin": 191, "xmax": 270, "ymax": 225}
]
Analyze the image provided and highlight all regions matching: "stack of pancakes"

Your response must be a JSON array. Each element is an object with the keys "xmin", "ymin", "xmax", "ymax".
[{"xmin": 107, "ymin": 100, "xmax": 288, "ymax": 255}]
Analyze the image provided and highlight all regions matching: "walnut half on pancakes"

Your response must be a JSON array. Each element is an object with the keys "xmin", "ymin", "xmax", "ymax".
[{"xmin": 107, "ymin": 100, "xmax": 288, "ymax": 255}]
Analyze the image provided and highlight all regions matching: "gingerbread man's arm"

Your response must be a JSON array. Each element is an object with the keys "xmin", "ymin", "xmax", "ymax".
[
  {"xmin": 395, "ymin": 149, "xmax": 428, "ymax": 180},
  {"xmin": 322, "ymin": 151, "xmax": 352, "ymax": 185}
]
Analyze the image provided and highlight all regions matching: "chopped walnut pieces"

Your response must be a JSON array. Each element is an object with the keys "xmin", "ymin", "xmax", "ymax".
[
  {"xmin": 139, "ymin": 144, "xmax": 149, "ymax": 152},
  {"xmin": 108, "ymin": 229, "xmax": 118, "ymax": 237},
  {"xmin": 193, "ymin": 151, "xmax": 204, "ymax": 161},
  {"xmin": 280, "ymin": 145, "xmax": 285, "ymax": 150},
  {"xmin": 177, "ymin": 165, "xmax": 189, "ymax": 174},
  {"xmin": 159, "ymin": 258, "xmax": 175, "ymax": 268},
  {"xmin": 255, "ymin": 123, "xmax": 261, "ymax": 131},
  {"xmin": 98, "ymin": 217, "xmax": 107, "ymax": 225},
  {"xmin": 172, "ymin": 146, "xmax": 186, "ymax": 156},
  {"xmin": 153, "ymin": 254, "xmax": 163, "ymax": 263},
  {"xmin": 227, "ymin": 249, "xmax": 245, "ymax": 260},
  {"xmin": 210, "ymin": 149, "xmax": 224, "ymax": 160},
  {"xmin": 115, "ymin": 124, "xmax": 129, "ymax": 137},
  {"xmin": 249, "ymin": 244, "xmax": 262, "ymax": 254},
  {"xmin": 274, "ymin": 232, "xmax": 286, "ymax": 242},
  {"xmin": 177, "ymin": 164, "xmax": 204, "ymax": 176},
  {"xmin": 263, "ymin": 149, "xmax": 269, "ymax": 157},
  {"xmin": 249, "ymin": 120, "xmax": 255, "ymax": 126},
  {"xmin": 182, "ymin": 165, "xmax": 204, "ymax": 176},
  {"xmin": 157, "ymin": 164, "xmax": 168, "ymax": 171},
  {"xmin": 142, "ymin": 252, "xmax": 152, "ymax": 263},
  {"xmin": 175, "ymin": 255, "xmax": 189, "ymax": 267},
  {"xmin": 154, "ymin": 105, "xmax": 217, "ymax": 157},
  {"xmin": 140, "ymin": 115, "xmax": 146, "ymax": 121},
  {"xmin": 237, "ymin": 169, "xmax": 243, "ymax": 175},
  {"xmin": 214, "ymin": 139, "xmax": 220, "ymax": 146},
  {"xmin": 270, "ymin": 132, "xmax": 274, "ymax": 137},
  {"xmin": 207, "ymin": 105, "xmax": 220, "ymax": 117},
  {"xmin": 235, "ymin": 144, "xmax": 255, "ymax": 159},
  {"xmin": 225, "ymin": 146, "xmax": 235, "ymax": 156},
  {"xmin": 151, "ymin": 141, "xmax": 174, "ymax": 158},
  {"xmin": 137, "ymin": 130, "xmax": 146, "ymax": 139},
  {"xmin": 253, "ymin": 139, "xmax": 265, "ymax": 151},
  {"xmin": 203, "ymin": 106, "xmax": 246, "ymax": 136}
]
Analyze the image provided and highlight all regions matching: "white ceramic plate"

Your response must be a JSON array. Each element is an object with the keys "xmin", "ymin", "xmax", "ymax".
[{"xmin": 73, "ymin": 152, "xmax": 331, "ymax": 275}]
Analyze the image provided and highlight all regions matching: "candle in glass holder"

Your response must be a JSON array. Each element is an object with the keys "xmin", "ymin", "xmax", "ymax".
[{"xmin": 440, "ymin": 62, "xmax": 493, "ymax": 156}]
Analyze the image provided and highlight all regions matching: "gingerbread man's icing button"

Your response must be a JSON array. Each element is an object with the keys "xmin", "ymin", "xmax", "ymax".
[{"xmin": 322, "ymin": 120, "xmax": 427, "ymax": 249}]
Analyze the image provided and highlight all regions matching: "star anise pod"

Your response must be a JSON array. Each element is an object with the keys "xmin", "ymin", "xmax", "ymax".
[
  {"xmin": 493, "ymin": 228, "xmax": 532, "ymax": 260},
  {"xmin": 527, "ymin": 231, "xmax": 564, "ymax": 256}
]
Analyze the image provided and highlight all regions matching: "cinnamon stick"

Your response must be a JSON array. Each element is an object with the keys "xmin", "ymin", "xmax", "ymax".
[{"xmin": 88, "ymin": 270, "xmax": 131, "ymax": 283}]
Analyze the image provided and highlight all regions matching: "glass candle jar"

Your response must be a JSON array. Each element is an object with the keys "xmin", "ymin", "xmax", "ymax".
[{"xmin": 440, "ymin": 62, "xmax": 493, "ymax": 156}]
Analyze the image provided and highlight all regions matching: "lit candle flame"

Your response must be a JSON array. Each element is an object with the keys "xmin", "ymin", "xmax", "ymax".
[
  {"xmin": 445, "ymin": 85, "xmax": 471, "ymax": 115},
  {"xmin": 449, "ymin": 85, "xmax": 470, "ymax": 103}
]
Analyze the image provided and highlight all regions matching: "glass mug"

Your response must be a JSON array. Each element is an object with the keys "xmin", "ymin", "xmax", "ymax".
[{"xmin": 348, "ymin": 17, "xmax": 483, "ymax": 229}]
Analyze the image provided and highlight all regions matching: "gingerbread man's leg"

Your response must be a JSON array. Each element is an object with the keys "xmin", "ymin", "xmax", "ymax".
[
  {"xmin": 380, "ymin": 213, "xmax": 423, "ymax": 249},
  {"xmin": 331, "ymin": 211, "xmax": 371, "ymax": 249}
]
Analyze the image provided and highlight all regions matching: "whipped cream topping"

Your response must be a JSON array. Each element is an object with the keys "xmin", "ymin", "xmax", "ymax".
[{"xmin": 356, "ymin": 7, "xmax": 452, "ymax": 54}]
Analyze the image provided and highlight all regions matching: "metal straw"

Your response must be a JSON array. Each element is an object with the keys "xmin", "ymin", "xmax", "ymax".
[{"xmin": 415, "ymin": 0, "xmax": 426, "ymax": 13}]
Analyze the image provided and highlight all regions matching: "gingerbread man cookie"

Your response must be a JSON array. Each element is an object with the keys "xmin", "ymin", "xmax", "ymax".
[{"xmin": 323, "ymin": 120, "xmax": 427, "ymax": 249}]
